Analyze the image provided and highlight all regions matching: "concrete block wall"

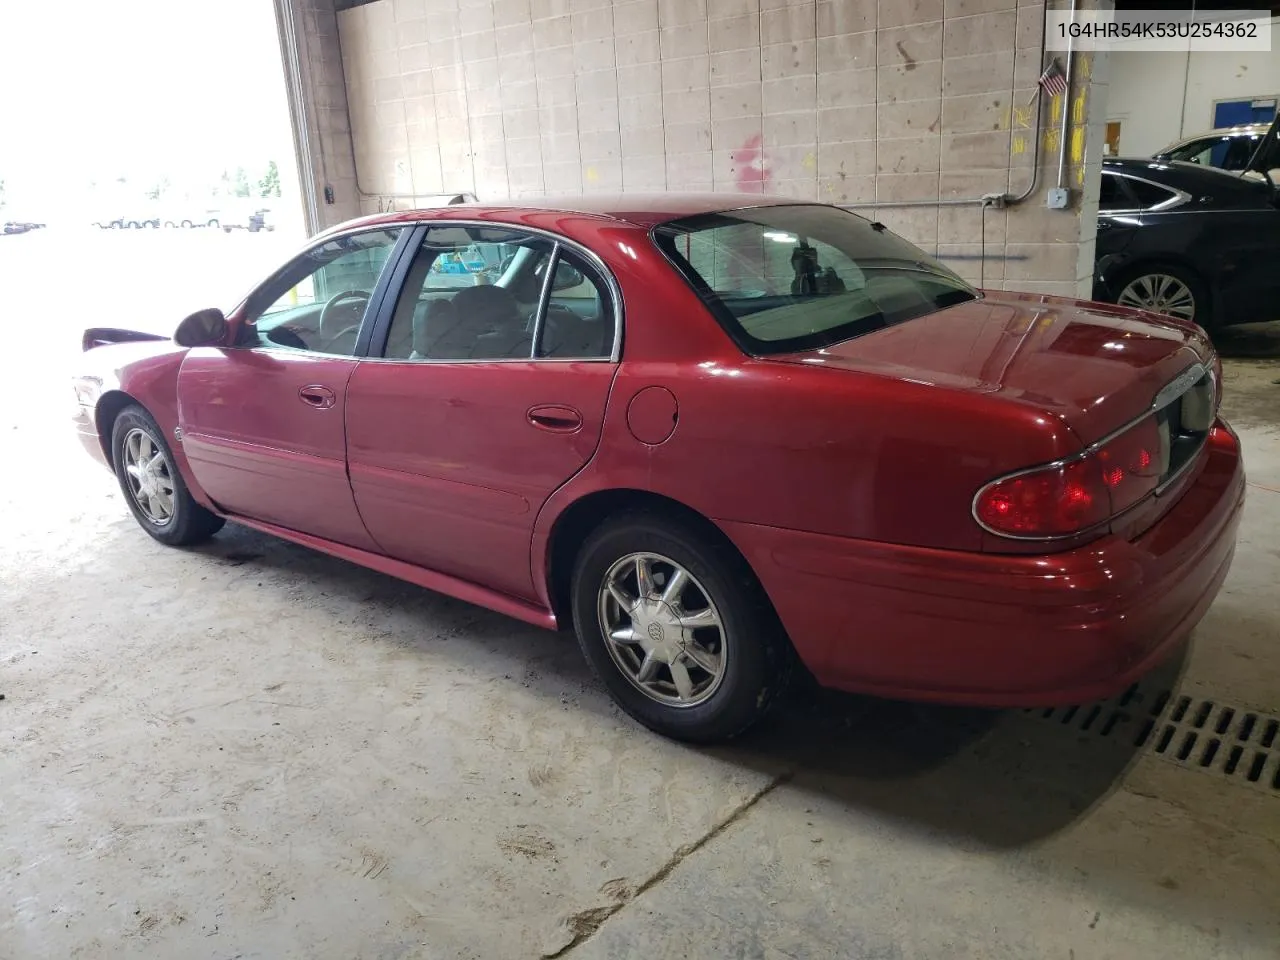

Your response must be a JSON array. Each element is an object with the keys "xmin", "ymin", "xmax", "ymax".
[{"xmin": 301, "ymin": 0, "xmax": 1107, "ymax": 295}]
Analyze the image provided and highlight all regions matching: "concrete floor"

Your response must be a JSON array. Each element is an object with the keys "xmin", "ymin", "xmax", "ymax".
[{"xmin": 2, "ymin": 232, "xmax": 1279, "ymax": 959}]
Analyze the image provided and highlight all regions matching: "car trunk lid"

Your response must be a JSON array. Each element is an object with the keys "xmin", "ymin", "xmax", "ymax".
[{"xmin": 769, "ymin": 292, "xmax": 1214, "ymax": 447}]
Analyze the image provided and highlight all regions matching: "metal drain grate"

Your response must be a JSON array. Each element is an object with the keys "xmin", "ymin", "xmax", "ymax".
[{"xmin": 1029, "ymin": 683, "xmax": 1280, "ymax": 794}]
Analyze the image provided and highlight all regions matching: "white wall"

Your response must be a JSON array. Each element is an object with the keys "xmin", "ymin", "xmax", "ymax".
[{"xmin": 1106, "ymin": 17, "xmax": 1280, "ymax": 157}]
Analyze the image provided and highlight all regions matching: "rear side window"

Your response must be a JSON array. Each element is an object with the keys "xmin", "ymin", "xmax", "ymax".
[
  {"xmin": 653, "ymin": 204, "xmax": 977, "ymax": 355},
  {"xmin": 1125, "ymin": 179, "xmax": 1178, "ymax": 209},
  {"xmin": 380, "ymin": 225, "xmax": 615, "ymax": 362}
]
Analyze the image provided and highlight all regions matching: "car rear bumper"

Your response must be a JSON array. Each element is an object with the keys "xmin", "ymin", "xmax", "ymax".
[{"xmin": 720, "ymin": 419, "xmax": 1245, "ymax": 707}]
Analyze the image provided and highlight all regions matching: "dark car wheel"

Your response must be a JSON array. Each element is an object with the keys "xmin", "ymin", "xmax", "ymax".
[
  {"xmin": 1113, "ymin": 263, "xmax": 1211, "ymax": 328},
  {"xmin": 111, "ymin": 405, "xmax": 225, "ymax": 546},
  {"xmin": 570, "ymin": 512, "xmax": 793, "ymax": 743}
]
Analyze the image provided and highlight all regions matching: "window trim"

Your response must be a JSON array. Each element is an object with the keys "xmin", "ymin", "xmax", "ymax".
[
  {"xmin": 1099, "ymin": 171, "xmax": 1192, "ymax": 216},
  {"xmin": 360, "ymin": 220, "xmax": 624, "ymax": 365},
  {"xmin": 232, "ymin": 224, "xmax": 416, "ymax": 358}
]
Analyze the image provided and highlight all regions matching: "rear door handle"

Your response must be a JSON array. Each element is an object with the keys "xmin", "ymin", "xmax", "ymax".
[
  {"xmin": 299, "ymin": 384, "xmax": 336, "ymax": 409},
  {"xmin": 527, "ymin": 404, "xmax": 583, "ymax": 433}
]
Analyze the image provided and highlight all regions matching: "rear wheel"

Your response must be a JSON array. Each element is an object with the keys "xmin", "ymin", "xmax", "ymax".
[
  {"xmin": 1113, "ymin": 263, "xmax": 1210, "ymax": 328},
  {"xmin": 570, "ymin": 512, "xmax": 792, "ymax": 743},
  {"xmin": 111, "ymin": 405, "xmax": 224, "ymax": 546}
]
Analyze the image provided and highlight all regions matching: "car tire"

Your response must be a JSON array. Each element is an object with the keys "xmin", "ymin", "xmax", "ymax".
[
  {"xmin": 207, "ymin": 219, "xmax": 220, "ymax": 228},
  {"xmin": 570, "ymin": 511, "xmax": 793, "ymax": 743},
  {"xmin": 1111, "ymin": 262, "xmax": 1212, "ymax": 329},
  {"xmin": 181, "ymin": 219, "xmax": 193, "ymax": 228},
  {"xmin": 111, "ymin": 405, "xmax": 225, "ymax": 546}
]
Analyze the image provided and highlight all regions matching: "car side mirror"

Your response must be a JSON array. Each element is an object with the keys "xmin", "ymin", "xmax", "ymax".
[
  {"xmin": 174, "ymin": 308, "xmax": 228, "ymax": 347},
  {"xmin": 552, "ymin": 264, "xmax": 585, "ymax": 291}
]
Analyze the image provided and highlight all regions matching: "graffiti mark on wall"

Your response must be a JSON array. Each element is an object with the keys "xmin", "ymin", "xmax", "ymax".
[
  {"xmin": 731, "ymin": 134, "xmax": 770, "ymax": 193},
  {"xmin": 1012, "ymin": 135, "xmax": 1027, "ymax": 156}
]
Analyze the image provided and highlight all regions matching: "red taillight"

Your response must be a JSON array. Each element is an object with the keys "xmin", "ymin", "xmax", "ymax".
[
  {"xmin": 975, "ymin": 458, "xmax": 1110, "ymax": 537},
  {"xmin": 975, "ymin": 414, "xmax": 1165, "ymax": 539}
]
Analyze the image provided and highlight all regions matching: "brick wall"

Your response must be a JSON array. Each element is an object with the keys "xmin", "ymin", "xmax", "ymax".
[{"xmin": 292, "ymin": 0, "xmax": 1109, "ymax": 295}]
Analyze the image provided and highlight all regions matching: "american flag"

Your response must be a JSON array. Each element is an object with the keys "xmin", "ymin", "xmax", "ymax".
[{"xmin": 1037, "ymin": 58, "xmax": 1069, "ymax": 98}]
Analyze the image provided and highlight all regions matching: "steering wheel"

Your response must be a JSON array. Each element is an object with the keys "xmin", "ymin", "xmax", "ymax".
[{"xmin": 319, "ymin": 289, "xmax": 371, "ymax": 336}]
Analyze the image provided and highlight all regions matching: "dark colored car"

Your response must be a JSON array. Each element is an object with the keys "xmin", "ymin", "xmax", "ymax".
[
  {"xmin": 71, "ymin": 196, "xmax": 1243, "ymax": 742},
  {"xmin": 1093, "ymin": 157, "xmax": 1280, "ymax": 328},
  {"xmin": 1153, "ymin": 123, "xmax": 1271, "ymax": 173}
]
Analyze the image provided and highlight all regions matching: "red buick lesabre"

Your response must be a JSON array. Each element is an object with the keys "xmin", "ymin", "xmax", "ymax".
[{"xmin": 71, "ymin": 196, "xmax": 1245, "ymax": 742}]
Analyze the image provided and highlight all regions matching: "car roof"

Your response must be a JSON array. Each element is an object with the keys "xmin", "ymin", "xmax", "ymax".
[
  {"xmin": 1102, "ymin": 156, "xmax": 1268, "ymax": 195},
  {"xmin": 1158, "ymin": 123, "xmax": 1271, "ymax": 151},
  {"xmin": 331, "ymin": 193, "xmax": 807, "ymax": 232}
]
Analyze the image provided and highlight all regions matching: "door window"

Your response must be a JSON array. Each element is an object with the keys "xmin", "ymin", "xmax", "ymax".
[
  {"xmin": 380, "ymin": 226, "xmax": 615, "ymax": 361},
  {"xmin": 538, "ymin": 249, "xmax": 615, "ymax": 359},
  {"xmin": 242, "ymin": 228, "xmax": 404, "ymax": 356}
]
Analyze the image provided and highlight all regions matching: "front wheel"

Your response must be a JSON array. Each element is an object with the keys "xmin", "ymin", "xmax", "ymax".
[
  {"xmin": 111, "ymin": 405, "xmax": 225, "ymax": 546},
  {"xmin": 570, "ymin": 513, "xmax": 792, "ymax": 743}
]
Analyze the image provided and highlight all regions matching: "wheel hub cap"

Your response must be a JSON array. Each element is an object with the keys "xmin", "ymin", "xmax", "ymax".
[
  {"xmin": 123, "ymin": 428, "xmax": 175, "ymax": 525},
  {"xmin": 597, "ymin": 552, "xmax": 727, "ymax": 707}
]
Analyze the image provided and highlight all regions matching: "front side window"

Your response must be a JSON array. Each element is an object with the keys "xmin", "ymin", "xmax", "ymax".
[
  {"xmin": 243, "ymin": 228, "xmax": 403, "ymax": 355},
  {"xmin": 381, "ymin": 226, "xmax": 614, "ymax": 361},
  {"xmin": 653, "ymin": 205, "xmax": 977, "ymax": 355}
]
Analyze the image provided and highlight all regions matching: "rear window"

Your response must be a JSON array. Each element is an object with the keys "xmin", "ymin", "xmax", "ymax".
[{"xmin": 652, "ymin": 204, "xmax": 978, "ymax": 355}]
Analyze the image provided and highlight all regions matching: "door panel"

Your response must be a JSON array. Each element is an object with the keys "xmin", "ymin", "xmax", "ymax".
[
  {"xmin": 179, "ymin": 349, "xmax": 380, "ymax": 549},
  {"xmin": 346, "ymin": 362, "xmax": 615, "ymax": 600}
]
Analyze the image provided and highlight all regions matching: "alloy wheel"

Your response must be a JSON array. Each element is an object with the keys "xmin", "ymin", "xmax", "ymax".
[
  {"xmin": 1117, "ymin": 273, "xmax": 1196, "ymax": 321},
  {"xmin": 122, "ymin": 428, "xmax": 175, "ymax": 525},
  {"xmin": 596, "ymin": 552, "xmax": 727, "ymax": 707}
]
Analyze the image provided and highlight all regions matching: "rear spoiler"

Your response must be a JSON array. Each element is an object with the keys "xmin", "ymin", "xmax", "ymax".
[{"xmin": 82, "ymin": 327, "xmax": 170, "ymax": 352}]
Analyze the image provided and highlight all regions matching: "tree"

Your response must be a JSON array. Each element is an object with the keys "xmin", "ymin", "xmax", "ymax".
[
  {"xmin": 233, "ymin": 167, "xmax": 252, "ymax": 198},
  {"xmin": 259, "ymin": 160, "xmax": 281, "ymax": 198}
]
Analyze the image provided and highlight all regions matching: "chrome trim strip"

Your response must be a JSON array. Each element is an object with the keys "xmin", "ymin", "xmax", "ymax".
[
  {"xmin": 971, "ymin": 361, "xmax": 1210, "ymax": 541},
  {"xmin": 1153, "ymin": 362, "xmax": 1207, "ymax": 411}
]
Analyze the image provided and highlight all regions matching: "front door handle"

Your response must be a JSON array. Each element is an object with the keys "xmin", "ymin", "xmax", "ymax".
[
  {"xmin": 527, "ymin": 404, "xmax": 583, "ymax": 433},
  {"xmin": 299, "ymin": 384, "xmax": 336, "ymax": 409}
]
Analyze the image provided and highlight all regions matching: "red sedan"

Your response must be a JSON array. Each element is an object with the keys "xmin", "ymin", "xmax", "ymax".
[{"xmin": 71, "ymin": 196, "xmax": 1245, "ymax": 742}]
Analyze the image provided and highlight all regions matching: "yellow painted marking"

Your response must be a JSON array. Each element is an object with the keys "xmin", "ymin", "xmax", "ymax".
[
  {"xmin": 1079, "ymin": 56, "xmax": 1091, "ymax": 80},
  {"xmin": 802, "ymin": 152, "xmax": 817, "ymax": 170},
  {"xmin": 585, "ymin": 166, "xmax": 598, "ymax": 182},
  {"xmin": 1049, "ymin": 94, "xmax": 1062, "ymax": 119},
  {"xmin": 1072, "ymin": 93, "xmax": 1086, "ymax": 126},
  {"xmin": 1013, "ymin": 105, "xmax": 1033, "ymax": 130},
  {"xmin": 1077, "ymin": 164, "xmax": 1086, "ymax": 186},
  {"xmin": 1070, "ymin": 126, "xmax": 1084, "ymax": 164},
  {"xmin": 1012, "ymin": 134, "xmax": 1027, "ymax": 156},
  {"xmin": 1044, "ymin": 128, "xmax": 1061, "ymax": 153}
]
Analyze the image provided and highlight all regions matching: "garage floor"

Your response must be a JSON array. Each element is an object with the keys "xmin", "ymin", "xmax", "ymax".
[{"xmin": 3, "ymin": 235, "xmax": 1279, "ymax": 959}]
